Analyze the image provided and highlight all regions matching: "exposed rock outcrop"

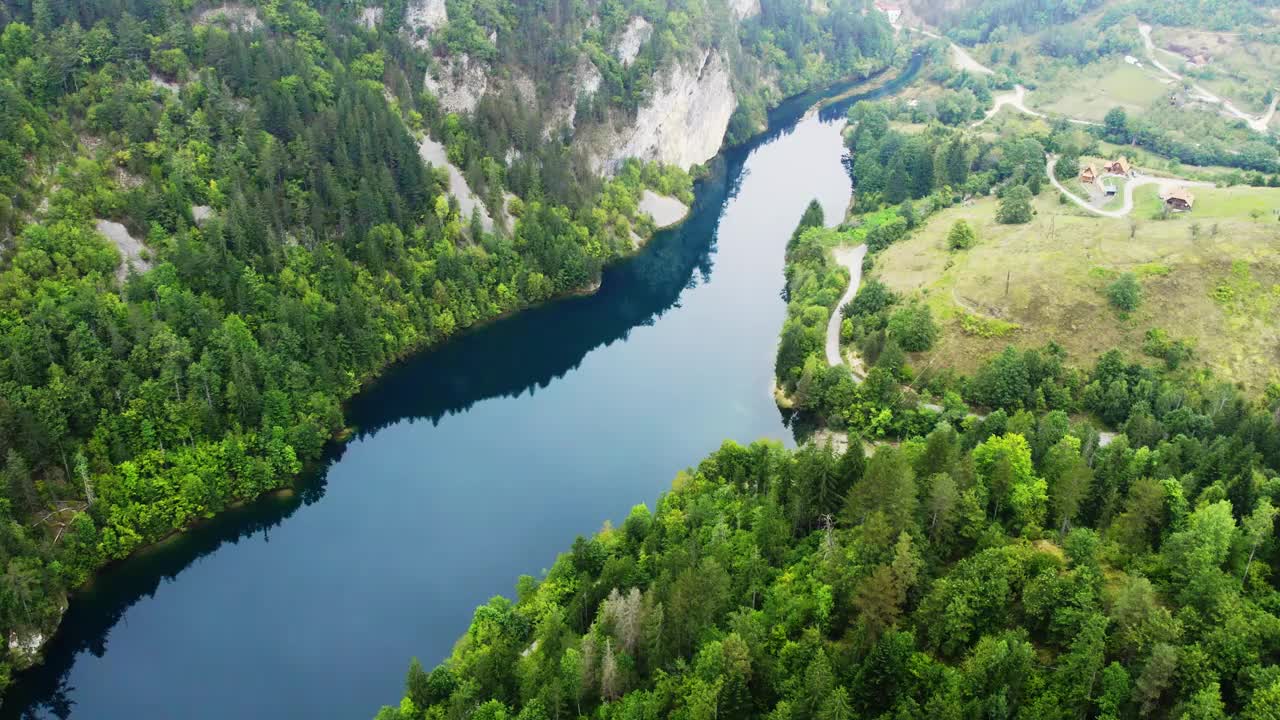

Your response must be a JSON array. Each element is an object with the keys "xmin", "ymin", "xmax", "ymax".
[
  {"xmin": 7, "ymin": 596, "xmax": 66, "ymax": 669},
  {"xmin": 95, "ymin": 219, "xmax": 151, "ymax": 282},
  {"xmin": 615, "ymin": 17, "xmax": 652, "ymax": 67},
  {"xmin": 150, "ymin": 74, "xmax": 182, "ymax": 94},
  {"xmin": 594, "ymin": 50, "xmax": 737, "ymax": 173},
  {"xmin": 359, "ymin": 6, "xmax": 384, "ymax": 29},
  {"xmin": 195, "ymin": 4, "xmax": 262, "ymax": 30},
  {"xmin": 543, "ymin": 55, "xmax": 604, "ymax": 138},
  {"xmin": 405, "ymin": 0, "xmax": 448, "ymax": 48},
  {"xmin": 577, "ymin": 55, "xmax": 603, "ymax": 99},
  {"xmin": 8, "ymin": 631, "xmax": 46, "ymax": 669},
  {"xmin": 638, "ymin": 191, "xmax": 689, "ymax": 229},
  {"xmin": 424, "ymin": 56, "xmax": 489, "ymax": 114},
  {"xmin": 418, "ymin": 137, "xmax": 495, "ymax": 233},
  {"xmin": 424, "ymin": 57, "xmax": 536, "ymax": 117},
  {"xmin": 728, "ymin": 0, "xmax": 762, "ymax": 19},
  {"xmin": 510, "ymin": 70, "xmax": 538, "ymax": 107}
]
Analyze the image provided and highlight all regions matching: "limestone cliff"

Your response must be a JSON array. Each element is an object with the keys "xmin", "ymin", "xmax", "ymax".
[
  {"xmin": 414, "ymin": 1, "xmax": 807, "ymax": 177},
  {"xmin": 728, "ymin": 0, "xmax": 762, "ymax": 19},
  {"xmin": 590, "ymin": 49, "xmax": 737, "ymax": 173},
  {"xmin": 614, "ymin": 17, "xmax": 653, "ymax": 66},
  {"xmin": 405, "ymin": 0, "xmax": 448, "ymax": 48},
  {"xmin": 414, "ymin": 0, "xmax": 770, "ymax": 176},
  {"xmin": 423, "ymin": 55, "xmax": 489, "ymax": 114}
]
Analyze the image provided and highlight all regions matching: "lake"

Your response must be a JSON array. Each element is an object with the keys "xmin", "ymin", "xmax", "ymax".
[{"xmin": 3, "ymin": 57, "xmax": 920, "ymax": 720}]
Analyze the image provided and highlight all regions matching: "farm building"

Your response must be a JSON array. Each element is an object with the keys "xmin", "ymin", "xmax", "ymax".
[{"xmin": 1080, "ymin": 164, "xmax": 1099, "ymax": 184}]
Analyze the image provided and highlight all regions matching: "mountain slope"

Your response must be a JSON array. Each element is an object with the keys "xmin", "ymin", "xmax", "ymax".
[{"xmin": 0, "ymin": 0, "xmax": 895, "ymax": 688}]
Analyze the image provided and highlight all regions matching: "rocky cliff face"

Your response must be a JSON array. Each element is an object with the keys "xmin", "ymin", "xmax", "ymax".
[
  {"xmin": 614, "ymin": 17, "xmax": 653, "ymax": 66},
  {"xmin": 728, "ymin": 0, "xmax": 762, "ymax": 19},
  {"xmin": 423, "ymin": 55, "xmax": 489, "ymax": 114},
  {"xmin": 419, "ymin": 6, "xmax": 743, "ymax": 175},
  {"xmin": 405, "ymin": 0, "xmax": 448, "ymax": 48},
  {"xmin": 592, "ymin": 49, "xmax": 737, "ymax": 173}
]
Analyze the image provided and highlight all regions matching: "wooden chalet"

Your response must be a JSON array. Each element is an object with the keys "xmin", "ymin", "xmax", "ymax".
[
  {"xmin": 1079, "ymin": 164, "xmax": 1099, "ymax": 184},
  {"xmin": 1103, "ymin": 157, "xmax": 1133, "ymax": 176},
  {"xmin": 1164, "ymin": 187, "xmax": 1195, "ymax": 211}
]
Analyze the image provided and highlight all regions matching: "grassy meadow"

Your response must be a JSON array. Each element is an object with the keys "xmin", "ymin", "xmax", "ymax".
[
  {"xmin": 872, "ymin": 189, "xmax": 1280, "ymax": 390},
  {"xmin": 1031, "ymin": 61, "xmax": 1170, "ymax": 123}
]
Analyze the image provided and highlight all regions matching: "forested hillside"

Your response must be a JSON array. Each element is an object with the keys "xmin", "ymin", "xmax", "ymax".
[
  {"xmin": 398, "ymin": 0, "xmax": 897, "ymax": 169},
  {"xmin": 0, "ymin": 0, "xmax": 901, "ymax": 691},
  {"xmin": 909, "ymin": 0, "xmax": 1107, "ymax": 43},
  {"xmin": 1116, "ymin": 0, "xmax": 1280, "ymax": 30},
  {"xmin": 378, "ymin": 370, "xmax": 1280, "ymax": 719},
  {"xmin": 380, "ymin": 75, "xmax": 1280, "ymax": 718}
]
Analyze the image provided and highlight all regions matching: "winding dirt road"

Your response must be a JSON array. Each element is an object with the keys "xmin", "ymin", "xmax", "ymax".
[
  {"xmin": 826, "ymin": 244, "xmax": 869, "ymax": 367},
  {"xmin": 899, "ymin": 24, "xmax": 993, "ymax": 78},
  {"xmin": 951, "ymin": 43, "xmax": 994, "ymax": 75},
  {"xmin": 973, "ymin": 85, "xmax": 1101, "ymax": 128},
  {"xmin": 1138, "ymin": 23, "xmax": 1276, "ymax": 134},
  {"xmin": 1045, "ymin": 154, "xmax": 1214, "ymax": 218}
]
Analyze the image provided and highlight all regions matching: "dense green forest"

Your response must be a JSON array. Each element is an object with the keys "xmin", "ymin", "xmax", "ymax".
[
  {"xmin": 376, "ymin": 83, "xmax": 1280, "ymax": 719},
  {"xmin": 0, "ymin": 0, "xmax": 643, "ymax": 685},
  {"xmin": 911, "ymin": 0, "xmax": 1106, "ymax": 44},
  {"xmin": 0, "ymin": 0, "xmax": 903, "ymax": 691},
  {"xmin": 1114, "ymin": 0, "xmax": 1280, "ymax": 31},
  {"xmin": 727, "ymin": 0, "xmax": 897, "ymax": 142},
  {"xmin": 1099, "ymin": 106, "xmax": 1280, "ymax": 175},
  {"xmin": 376, "ymin": 362, "xmax": 1280, "ymax": 719}
]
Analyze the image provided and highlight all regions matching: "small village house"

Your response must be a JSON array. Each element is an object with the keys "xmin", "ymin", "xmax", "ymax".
[
  {"xmin": 1103, "ymin": 157, "xmax": 1133, "ymax": 177},
  {"xmin": 1164, "ymin": 187, "xmax": 1195, "ymax": 212},
  {"xmin": 1079, "ymin": 164, "xmax": 1098, "ymax": 184}
]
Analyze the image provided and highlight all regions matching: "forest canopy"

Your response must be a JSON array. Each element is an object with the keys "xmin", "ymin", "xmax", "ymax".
[{"xmin": 377, "ymin": 372, "xmax": 1280, "ymax": 719}]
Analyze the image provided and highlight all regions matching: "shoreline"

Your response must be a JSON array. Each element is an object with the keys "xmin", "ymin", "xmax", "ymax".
[
  {"xmin": 7, "ymin": 65, "xmax": 908, "ymax": 681},
  {"xmin": 815, "ymin": 61, "xmax": 913, "ymax": 111}
]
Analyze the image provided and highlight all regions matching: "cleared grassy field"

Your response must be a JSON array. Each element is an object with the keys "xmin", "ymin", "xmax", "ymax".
[
  {"xmin": 1190, "ymin": 186, "xmax": 1280, "ymax": 217},
  {"xmin": 874, "ymin": 190, "xmax": 1280, "ymax": 390},
  {"xmin": 1133, "ymin": 184, "xmax": 1280, "ymax": 219},
  {"xmin": 1032, "ymin": 61, "xmax": 1170, "ymax": 122}
]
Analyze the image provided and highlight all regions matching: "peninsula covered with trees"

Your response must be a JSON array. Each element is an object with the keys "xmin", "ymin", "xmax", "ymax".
[{"xmin": 376, "ymin": 368, "xmax": 1280, "ymax": 718}]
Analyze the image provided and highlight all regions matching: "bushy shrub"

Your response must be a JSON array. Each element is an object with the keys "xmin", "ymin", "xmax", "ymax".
[
  {"xmin": 997, "ymin": 185, "xmax": 1034, "ymax": 224},
  {"xmin": 1106, "ymin": 273, "xmax": 1142, "ymax": 313},
  {"xmin": 947, "ymin": 219, "xmax": 976, "ymax": 250},
  {"xmin": 888, "ymin": 301, "xmax": 939, "ymax": 352}
]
